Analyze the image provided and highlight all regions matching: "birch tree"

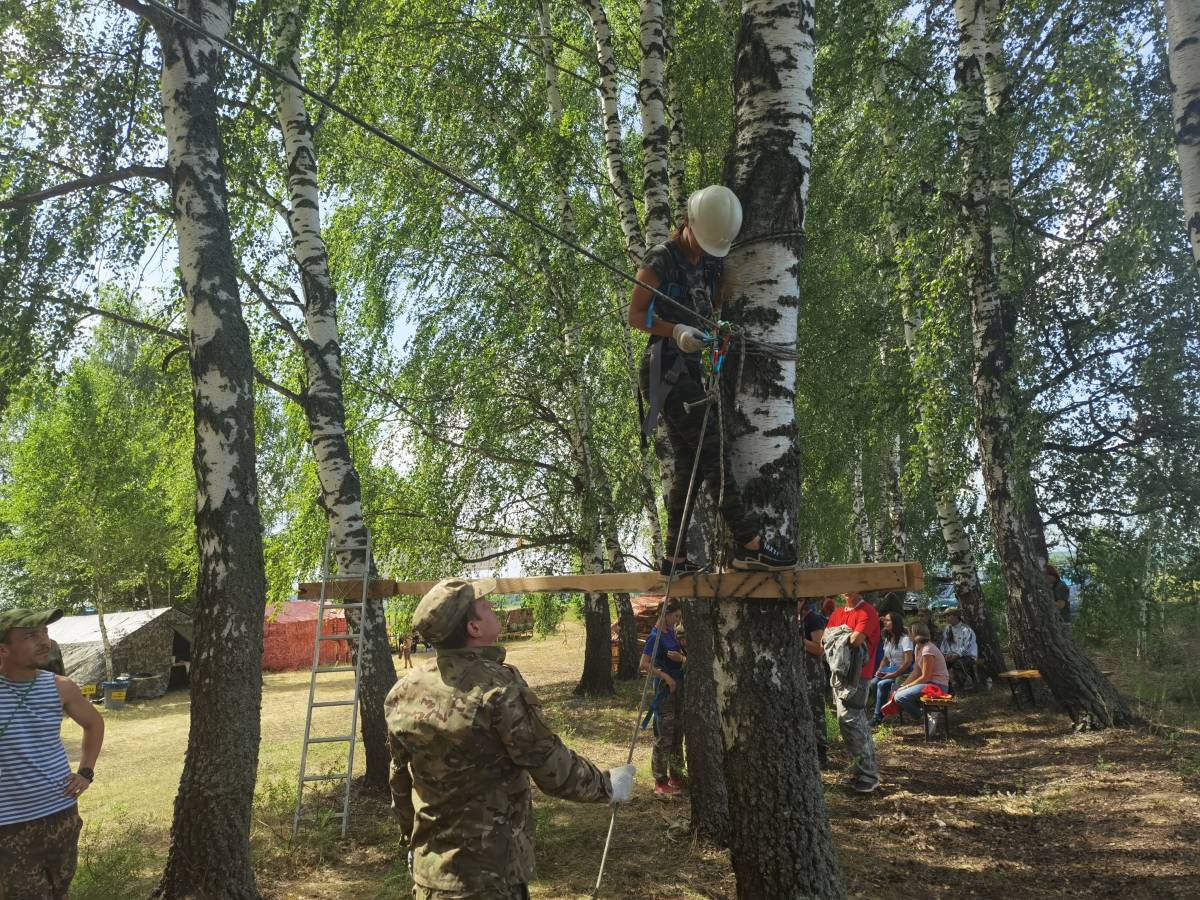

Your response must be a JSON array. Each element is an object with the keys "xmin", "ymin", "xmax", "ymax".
[
  {"xmin": 955, "ymin": 0, "xmax": 1132, "ymax": 728},
  {"xmin": 714, "ymin": 0, "xmax": 843, "ymax": 893},
  {"xmin": 267, "ymin": 2, "xmax": 397, "ymax": 789},
  {"xmin": 100, "ymin": 0, "xmax": 271, "ymax": 894},
  {"xmin": 1166, "ymin": 0, "xmax": 1200, "ymax": 266},
  {"xmin": 638, "ymin": 0, "xmax": 672, "ymax": 244}
]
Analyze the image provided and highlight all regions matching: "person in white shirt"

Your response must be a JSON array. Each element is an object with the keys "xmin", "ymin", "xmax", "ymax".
[
  {"xmin": 939, "ymin": 608, "xmax": 979, "ymax": 692},
  {"xmin": 870, "ymin": 612, "xmax": 914, "ymax": 727}
]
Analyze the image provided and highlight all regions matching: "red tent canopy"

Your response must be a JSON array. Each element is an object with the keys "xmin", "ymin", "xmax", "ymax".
[{"xmin": 262, "ymin": 602, "xmax": 350, "ymax": 671}]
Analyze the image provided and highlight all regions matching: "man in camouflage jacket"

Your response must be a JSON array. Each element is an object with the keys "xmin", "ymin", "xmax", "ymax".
[{"xmin": 385, "ymin": 579, "xmax": 635, "ymax": 899}]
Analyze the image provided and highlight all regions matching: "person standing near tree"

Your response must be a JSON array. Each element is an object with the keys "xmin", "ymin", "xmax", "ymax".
[
  {"xmin": 0, "ymin": 608, "xmax": 105, "ymax": 900},
  {"xmin": 385, "ymin": 579, "xmax": 634, "ymax": 899},
  {"xmin": 640, "ymin": 599, "xmax": 688, "ymax": 794},
  {"xmin": 798, "ymin": 598, "xmax": 830, "ymax": 770},
  {"xmin": 823, "ymin": 592, "xmax": 881, "ymax": 793},
  {"xmin": 629, "ymin": 185, "xmax": 797, "ymax": 575},
  {"xmin": 1046, "ymin": 564, "xmax": 1072, "ymax": 624}
]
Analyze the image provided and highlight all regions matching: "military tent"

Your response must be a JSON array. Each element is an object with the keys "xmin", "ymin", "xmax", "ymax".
[{"xmin": 48, "ymin": 607, "xmax": 192, "ymax": 700}]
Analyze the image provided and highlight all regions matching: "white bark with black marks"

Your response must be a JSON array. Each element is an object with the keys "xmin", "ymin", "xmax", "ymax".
[
  {"xmin": 713, "ymin": 1, "xmax": 843, "ymax": 895},
  {"xmin": 272, "ymin": 3, "xmax": 396, "ymax": 790},
  {"xmin": 956, "ymin": 0, "xmax": 1131, "ymax": 727},
  {"xmin": 664, "ymin": 4, "xmax": 687, "ymax": 220},
  {"xmin": 639, "ymin": 0, "xmax": 671, "ymax": 244},
  {"xmin": 852, "ymin": 450, "xmax": 876, "ymax": 563},
  {"xmin": 133, "ymin": 2, "xmax": 268, "ymax": 896},
  {"xmin": 579, "ymin": 0, "xmax": 646, "ymax": 265},
  {"xmin": 1166, "ymin": 0, "xmax": 1200, "ymax": 265},
  {"xmin": 881, "ymin": 432, "xmax": 907, "ymax": 561}
]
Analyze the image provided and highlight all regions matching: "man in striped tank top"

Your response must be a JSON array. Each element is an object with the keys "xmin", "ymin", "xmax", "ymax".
[{"xmin": 0, "ymin": 608, "xmax": 105, "ymax": 899}]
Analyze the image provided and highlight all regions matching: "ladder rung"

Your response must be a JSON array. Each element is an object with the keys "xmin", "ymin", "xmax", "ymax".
[
  {"xmin": 329, "ymin": 602, "xmax": 363, "ymax": 609},
  {"xmin": 315, "ymin": 666, "xmax": 357, "ymax": 673},
  {"xmin": 306, "ymin": 735, "xmax": 354, "ymax": 744},
  {"xmin": 302, "ymin": 772, "xmax": 348, "ymax": 782},
  {"xmin": 318, "ymin": 635, "xmax": 351, "ymax": 641},
  {"xmin": 311, "ymin": 699, "xmax": 356, "ymax": 708}
]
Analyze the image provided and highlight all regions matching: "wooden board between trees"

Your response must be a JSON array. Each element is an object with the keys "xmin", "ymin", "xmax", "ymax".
[{"xmin": 297, "ymin": 561, "xmax": 924, "ymax": 601}]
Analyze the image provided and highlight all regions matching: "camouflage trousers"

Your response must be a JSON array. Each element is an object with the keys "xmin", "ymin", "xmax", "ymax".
[
  {"xmin": 0, "ymin": 805, "xmax": 82, "ymax": 900},
  {"xmin": 833, "ymin": 686, "xmax": 878, "ymax": 786},
  {"xmin": 651, "ymin": 681, "xmax": 686, "ymax": 783},
  {"xmin": 803, "ymin": 654, "xmax": 828, "ymax": 754},
  {"xmin": 414, "ymin": 884, "xmax": 529, "ymax": 899}
]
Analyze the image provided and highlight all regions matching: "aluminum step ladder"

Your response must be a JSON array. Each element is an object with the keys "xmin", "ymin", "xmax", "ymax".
[{"xmin": 292, "ymin": 531, "xmax": 371, "ymax": 838}]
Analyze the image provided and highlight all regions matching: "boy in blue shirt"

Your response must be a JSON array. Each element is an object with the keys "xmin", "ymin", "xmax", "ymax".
[{"xmin": 640, "ymin": 600, "xmax": 687, "ymax": 795}]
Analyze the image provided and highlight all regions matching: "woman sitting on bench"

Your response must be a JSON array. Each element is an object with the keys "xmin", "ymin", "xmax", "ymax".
[
  {"xmin": 892, "ymin": 621, "xmax": 951, "ymax": 725},
  {"xmin": 870, "ymin": 612, "xmax": 913, "ymax": 726}
]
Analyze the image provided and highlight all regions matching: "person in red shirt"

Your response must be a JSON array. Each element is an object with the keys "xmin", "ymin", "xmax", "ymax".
[{"xmin": 824, "ymin": 592, "xmax": 880, "ymax": 792}]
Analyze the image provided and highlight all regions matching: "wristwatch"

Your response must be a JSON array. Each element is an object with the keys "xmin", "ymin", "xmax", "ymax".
[{"xmin": 77, "ymin": 767, "xmax": 94, "ymax": 782}]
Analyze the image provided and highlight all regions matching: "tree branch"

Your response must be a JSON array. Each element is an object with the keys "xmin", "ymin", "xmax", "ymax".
[
  {"xmin": 239, "ymin": 269, "xmax": 308, "ymax": 353},
  {"xmin": 255, "ymin": 371, "xmax": 305, "ymax": 407},
  {"xmin": 0, "ymin": 165, "xmax": 169, "ymax": 210}
]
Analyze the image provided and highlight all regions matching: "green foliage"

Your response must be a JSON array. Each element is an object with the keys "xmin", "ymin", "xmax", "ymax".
[
  {"xmin": 71, "ymin": 815, "xmax": 158, "ymax": 900},
  {"xmin": 0, "ymin": 318, "xmax": 194, "ymax": 611},
  {"xmin": 525, "ymin": 592, "xmax": 569, "ymax": 636}
]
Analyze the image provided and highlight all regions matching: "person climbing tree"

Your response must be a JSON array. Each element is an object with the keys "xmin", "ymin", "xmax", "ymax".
[{"xmin": 629, "ymin": 185, "xmax": 797, "ymax": 574}]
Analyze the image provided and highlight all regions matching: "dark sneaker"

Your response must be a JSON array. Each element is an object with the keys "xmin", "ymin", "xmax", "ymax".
[
  {"xmin": 659, "ymin": 557, "xmax": 706, "ymax": 577},
  {"xmin": 841, "ymin": 775, "xmax": 879, "ymax": 794},
  {"xmin": 731, "ymin": 538, "xmax": 797, "ymax": 571}
]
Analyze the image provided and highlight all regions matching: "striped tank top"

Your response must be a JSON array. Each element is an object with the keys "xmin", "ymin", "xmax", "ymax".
[{"xmin": 0, "ymin": 670, "xmax": 75, "ymax": 825}]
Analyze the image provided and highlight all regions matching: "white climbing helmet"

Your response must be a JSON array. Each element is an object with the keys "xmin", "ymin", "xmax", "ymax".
[{"xmin": 686, "ymin": 185, "xmax": 743, "ymax": 257}]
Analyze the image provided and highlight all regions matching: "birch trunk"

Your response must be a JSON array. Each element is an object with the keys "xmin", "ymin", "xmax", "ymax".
[
  {"xmin": 1166, "ymin": 0, "xmax": 1200, "ymax": 265},
  {"xmin": 272, "ymin": 5, "xmax": 396, "ymax": 791},
  {"xmin": 664, "ymin": 4, "xmax": 687, "ymax": 220},
  {"xmin": 134, "ymin": 3, "xmax": 268, "ymax": 896},
  {"xmin": 638, "ymin": 0, "xmax": 671, "ymax": 244},
  {"xmin": 535, "ymin": 6, "xmax": 614, "ymax": 695},
  {"xmin": 94, "ymin": 592, "xmax": 115, "ymax": 682},
  {"xmin": 580, "ymin": 0, "xmax": 647, "ymax": 265},
  {"xmin": 881, "ymin": 432, "xmax": 907, "ymax": 561},
  {"xmin": 878, "ymin": 80, "xmax": 1005, "ymax": 672},
  {"xmin": 715, "ymin": 1, "xmax": 843, "ymax": 894},
  {"xmin": 852, "ymin": 450, "xmax": 876, "ymax": 563},
  {"xmin": 956, "ymin": 0, "xmax": 1131, "ymax": 727}
]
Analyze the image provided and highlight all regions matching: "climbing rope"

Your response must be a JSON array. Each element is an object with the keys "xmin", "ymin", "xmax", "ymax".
[
  {"xmin": 126, "ymin": 0, "xmax": 798, "ymax": 364},
  {"xmin": 590, "ymin": 335, "xmax": 728, "ymax": 898}
]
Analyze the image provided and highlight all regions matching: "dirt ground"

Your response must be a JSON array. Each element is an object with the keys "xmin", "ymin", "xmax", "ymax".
[{"xmin": 66, "ymin": 622, "xmax": 1200, "ymax": 899}]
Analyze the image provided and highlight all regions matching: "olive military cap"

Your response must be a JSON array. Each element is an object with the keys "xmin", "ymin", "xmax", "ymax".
[
  {"xmin": 413, "ymin": 579, "xmax": 496, "ymax": 645},
  {"xmin": 0, "ymin": 607, "xmax": 62, "ymax": 641}
]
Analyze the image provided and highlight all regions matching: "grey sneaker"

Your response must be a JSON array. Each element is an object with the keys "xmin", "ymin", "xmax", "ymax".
[{"xmin": 840, "ymin": 775, "xmax": 879, "ymax": 794}]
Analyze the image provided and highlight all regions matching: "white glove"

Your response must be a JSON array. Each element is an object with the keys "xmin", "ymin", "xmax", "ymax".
[
  {"xmin": 608, "ymin": 764, "xmax": 636, "ymax": 803},
  {"xmin": 672, "ymin": 323, "xmax": 706, "ymax": 353}
]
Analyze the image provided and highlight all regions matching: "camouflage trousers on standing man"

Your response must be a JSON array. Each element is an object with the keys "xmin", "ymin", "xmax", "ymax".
[
  {"xmin": 0, "ymin": 805, "xmax": 82, "ymax": 900},
  {"xmin": 651, "ymin": 681, "xmax": 686, "ymax": 782},
  {"xmin": 833, "ymin": 682, "xmax": 878, "ymax": 789}
]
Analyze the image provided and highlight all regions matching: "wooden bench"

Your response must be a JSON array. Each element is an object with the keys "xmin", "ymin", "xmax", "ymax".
[
  {"xmin": 997, "ymin": 669, "xmax": 1041, "ymax": 709},
  {"xmin": 919, "ymin": 695, "xmax": 956, "ymax": 741}
]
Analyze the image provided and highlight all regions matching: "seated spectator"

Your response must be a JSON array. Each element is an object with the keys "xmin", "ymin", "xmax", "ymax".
[
  {"xmin": 939, "ymin": 608, "xmax": 979, "ymax": 692},
  {"xmin": 870, "ymin": 612, "xmax": 913, "ymax": 726},
  {"xmin": 892, "ymin": 622, "xmax": 951, "ymax": 735}
]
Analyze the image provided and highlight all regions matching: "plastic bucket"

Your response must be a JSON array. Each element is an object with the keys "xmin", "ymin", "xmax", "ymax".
[{"xmin": 102, "ymin": 679, "xmax": 129, "ymax": 710}]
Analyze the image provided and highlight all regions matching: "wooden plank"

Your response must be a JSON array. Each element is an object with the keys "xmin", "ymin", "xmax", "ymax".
[
  {"xmin": 295, "ymin": 579, "xmax": 398, "ymax": 600},
  {"xmin": 298, "ymin": 561, "xmax": 923, "ymax": 601}
]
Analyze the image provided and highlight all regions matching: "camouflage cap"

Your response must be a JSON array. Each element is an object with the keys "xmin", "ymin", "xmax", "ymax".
[
  {"xmin": 413, "ymin": 578, "xmax": 496, "ymax": 644},
  {"xmin": 0, "ymin": 607, "xmax": 62, "ymax": 641}
]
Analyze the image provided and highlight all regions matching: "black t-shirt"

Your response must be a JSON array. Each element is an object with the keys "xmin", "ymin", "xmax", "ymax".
[{"xmin": 642, "ymin": 240, "xmax": 721, "ymax": 337}]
